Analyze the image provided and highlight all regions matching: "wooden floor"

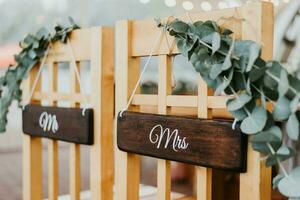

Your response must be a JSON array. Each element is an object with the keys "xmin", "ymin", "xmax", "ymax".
[{"xmin": 0, "ymin": 146, "xmax": 287, "ymax": 200}]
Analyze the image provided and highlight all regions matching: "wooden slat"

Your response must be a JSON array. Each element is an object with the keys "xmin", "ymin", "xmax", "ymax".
[
  {"xmin": 196, "ymin": 167, "xmax": 212, "ymax": 200},
  {"xmin": 132, "ymin": 94, "xmax": 158, "ymax": 106},
  {"xmin": 196, "ymin": 75, "xmax": 213, "ymax": 200},
  {"xmin": 157, "ymin": 55, "xmax": 171, "ymax": 200},
  {"xmin": 239, "ymin": 2, "xmax": 273, "ymax": 200},
  {"xmin": 131, "ymin": 8, "xmax": 243, "ymax": 57},
  {"xmin": 48, "ymin": 61, "xmax": 59, "ymax": 200},
  {"xmin": 132, "ymin": 94, "xmax": 230, "ymax": 109},
  {"xmin": 32, "ymin": 91, "xmax": 90, "ymax": 102},
  {"xmin": 115, "ymin": 20, "xmax": 129, "ymax": 200},
  {"xmin": 115, "ymin": 20, "xmax": 140, "ymax": 200},
  {"xmin": 23, "ymin": 135, "xmax": 43, "ymax": 200},
  {"xmin": 22, "ymin": 65, "xmax": 43, "ymax": 200},
  {"xmin": 69, "ymin": 61, "xmax": 81, "ymax": 200},
  {"xmin": 90, "ymin": 27, "xmax": 114, "ymax": 200},
  {"xmin": 157, "ymin": 160, "xmax": 171, "ymax": 200},
  {"xmin": 45, "ymin": 28, "xmax": 92, "ymax": 63}
]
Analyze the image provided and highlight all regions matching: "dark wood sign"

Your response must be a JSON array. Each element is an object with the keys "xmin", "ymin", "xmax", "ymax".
[
  {"xmin": 23, "ymin": 104, "xmax": 93, "ymax": 145},
  {"xmin": 117, "ymin": 111, "xmax": 247, "ymax": 172}
]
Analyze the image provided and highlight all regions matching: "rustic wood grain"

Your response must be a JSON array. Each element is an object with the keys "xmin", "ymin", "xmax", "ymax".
[
  {"xmin": 22, "ymin": 104, "xmax": 93, "ymax": 145},
  {"xmin": 117, "ymin": 111, "xmax": 247, "ymax": 172}
]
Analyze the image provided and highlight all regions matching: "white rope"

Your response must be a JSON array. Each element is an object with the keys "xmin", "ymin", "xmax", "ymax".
[
  {"xmin": 66, "ymin": 37, "xmax": 89, "ymax": 115},
  {"xmin": 23, "ymin": 45, "xmax": 51, "ymax": 109},
  {"xmin": 119, "ymin": 29, "xmax": 165, "ymax": 117},
  {"xmin": 24, "ymin": 37, "xmax": 88, "ymax": 116}
]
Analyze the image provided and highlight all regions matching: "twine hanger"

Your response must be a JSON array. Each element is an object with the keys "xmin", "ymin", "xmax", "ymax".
[
  {"xmin": 23, "ymin": 37, "xmax": 89, "ymax": 116},
  {"xmin": 119, "ymin": 17, "xmax": 176, "ymax": 117}
]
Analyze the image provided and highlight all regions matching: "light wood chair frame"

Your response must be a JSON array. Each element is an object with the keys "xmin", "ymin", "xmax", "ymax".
[
  {"xmin": 115, "ymin": 2, "xmax": 273, "ymax": 200},
  {"xmin": 22, "ymin": 27, "xmax": 114, "ymax": 200}
]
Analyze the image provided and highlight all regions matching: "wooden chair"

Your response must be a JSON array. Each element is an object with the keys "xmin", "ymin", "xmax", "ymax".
[
  {"xmin": 115, "ymin": 2, "xmax": 273, "ymax": 200},
  {"xmin": 22, "ymin": 27, "xmax": 114, "ymax": 200}
]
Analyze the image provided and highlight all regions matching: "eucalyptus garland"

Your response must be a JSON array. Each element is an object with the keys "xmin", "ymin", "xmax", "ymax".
[
  {"xmin": 160, "ymin": 19, "xmax": 300, "ymax": 198},
  {"xmin": 0, "ymin": 18, "xmax": 79, "ymax": 133}
]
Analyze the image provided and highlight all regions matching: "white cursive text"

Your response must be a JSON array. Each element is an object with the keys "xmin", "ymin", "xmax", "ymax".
[
  {"xmin": 149, "ymin": 124, "xmax": 189, "ymax": 152},
  {"xmin": 39, "ymin": 112, "xmax": 59, "ymax": 133}
]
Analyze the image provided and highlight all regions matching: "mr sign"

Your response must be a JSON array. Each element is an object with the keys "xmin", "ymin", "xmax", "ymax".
[
  {"xmin": 39, "ymin": 112, "xmax": 59, "ymax": 133},
  {"xmin": 23, "ymin": 104, "xmax": 93, "ymax": 145},
  {"xmin": 117, "ymin": 111, "xmax": 247, "ymax": 172}
]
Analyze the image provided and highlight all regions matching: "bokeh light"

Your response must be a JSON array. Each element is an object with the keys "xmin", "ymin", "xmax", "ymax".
[
  {"xmin": 201, "ymin": 1, "xmax": 212, "ymax": 11},
  {"xmin": 182, "ymin": 1, "xmax": 194, "ymax": 11},
  {"xmin": 165, "ymin": 0, "xmax": 176, "ymax": 7}
]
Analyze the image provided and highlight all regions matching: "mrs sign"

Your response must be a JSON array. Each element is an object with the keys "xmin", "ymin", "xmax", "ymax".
[
  {"xmin": 23, "ymin": 104, "xmax": 94, "ymax": 145},
  {"xmin": 117, "ymin": 111, "xmax": 247, "ymax": 172}
]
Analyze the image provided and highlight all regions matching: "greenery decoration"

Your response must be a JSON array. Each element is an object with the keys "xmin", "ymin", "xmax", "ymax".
[
  {"xmin": 160, "ymin": 19, "xmax": 300, "ymax": 198},
  {"xmin": 0, "ymin": 17, "xmax": 79, "ymax": 133}
]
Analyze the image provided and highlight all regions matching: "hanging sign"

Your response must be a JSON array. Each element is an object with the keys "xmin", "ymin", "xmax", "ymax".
[
  {"xmin": 117, "ymin": 111, "xmax": 247, "ymax": 172},
  {"xmin": 23, "ymin": 104, "xmax": 93, "ymax": 145}
]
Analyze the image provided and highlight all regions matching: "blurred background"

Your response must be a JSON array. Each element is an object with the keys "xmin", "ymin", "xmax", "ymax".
[{"xmin": 0, "ymin": 0, "xmax": 299, "ymax": 199}]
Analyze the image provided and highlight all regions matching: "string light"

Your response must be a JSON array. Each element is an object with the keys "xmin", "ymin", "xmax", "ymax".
[
  {"xmin": 139, "ymin": 0, "xmax": 151, "ymax": 4},
  {"xmin": 165, "ymin": 0, "xmax": 176, "ymax": 7},
  {"xmin": 182, "ymin": 1, "xmax": 194, "ymax": 10},
  {"xmin": 201, "ymin": 1, "xmax": 212, "ymax": 11}
]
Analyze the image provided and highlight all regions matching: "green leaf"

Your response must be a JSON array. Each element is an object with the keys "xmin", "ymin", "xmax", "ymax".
[
  {"xmin": 246, "ymin": 42, "xmax": 261, "ymax": 72},
  {"xmin": 264, "ymin": 61, "xmax": 281, "ymax": 90},
  {"xmin": 227, "ymin": 92, "xmax": 252, "ymax": 111},
  {"xmin": 278, "ymin": 70, "xmax": 289, "ymax": 97},
  {"xmin": 176, "ymin": 38, "xmax": 196, "ymax": 57},
  {"xmin": 273, "ymin": 174, "xmax": 285, "ymax": 189},
  {"xmin": 290, "ymin": 95, "xmax": 299, "ymax": 113},
  {"xmin": 209, "ymin": 64, "xmax": 222, "ymax": 79},
  {"xmin": 241, "ymin": 106, "xmax": 267, "ymax": 134},
  {"xmin": 249, "ymin": 58, "xmax": 266, "ymax": 82},
  {"xmin": 211, "ymin": 32, "xmax": 221, "ymax": 54},
  {"xmin": 287, "ymin": 114, "xmax": 299, "ymax": 141},
  {"xmin": 170, "ymin": 20, "xmax": 190, "ymax": 33},
  {"xmin": 260, "ymin": 89, "xmax": 267, "ymax": 108},
  {"xmin": 266, "ymin": 146, "xmax": 295, "ymax": 167},
  {"xmin": 222, "ymin": 39, "xmax": 235, "ymax": 70},
  {"xmin": 222, "ymin": 29, "xmax": 233, "ymax": 35},
  {"xmin": 278, "ymin": 167, "xmax": 300, "ymax": 197},
  {"xmin": 214, "ymin": 69, "xmax": 233, "ymax": 96},
  {"xmin": 288, "ymin": 75, "xmax": 300, "ymax": 97},
  {"xmin": 273, "ymin": 96, "xmax": 291, "ymax": 121},
  {"xmin": 230, "ymin": 109, "xmax": 247, "ymax": 121},
  {"xmin": 251, "ymin": 126, "xmax": 282, "ymax": 153}
]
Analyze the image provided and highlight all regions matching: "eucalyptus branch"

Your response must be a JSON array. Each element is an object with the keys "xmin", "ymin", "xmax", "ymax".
[
  {"xmin": 164, "ymin": 18, "xmax": 300, "ymax": 198},
  {"xmin": 0, "ymin": 17, "xmax": 79, "ymax": 132},
  {"xmin": 267, "ymin": 142, "xmax": 289, "ymax": 177}
]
